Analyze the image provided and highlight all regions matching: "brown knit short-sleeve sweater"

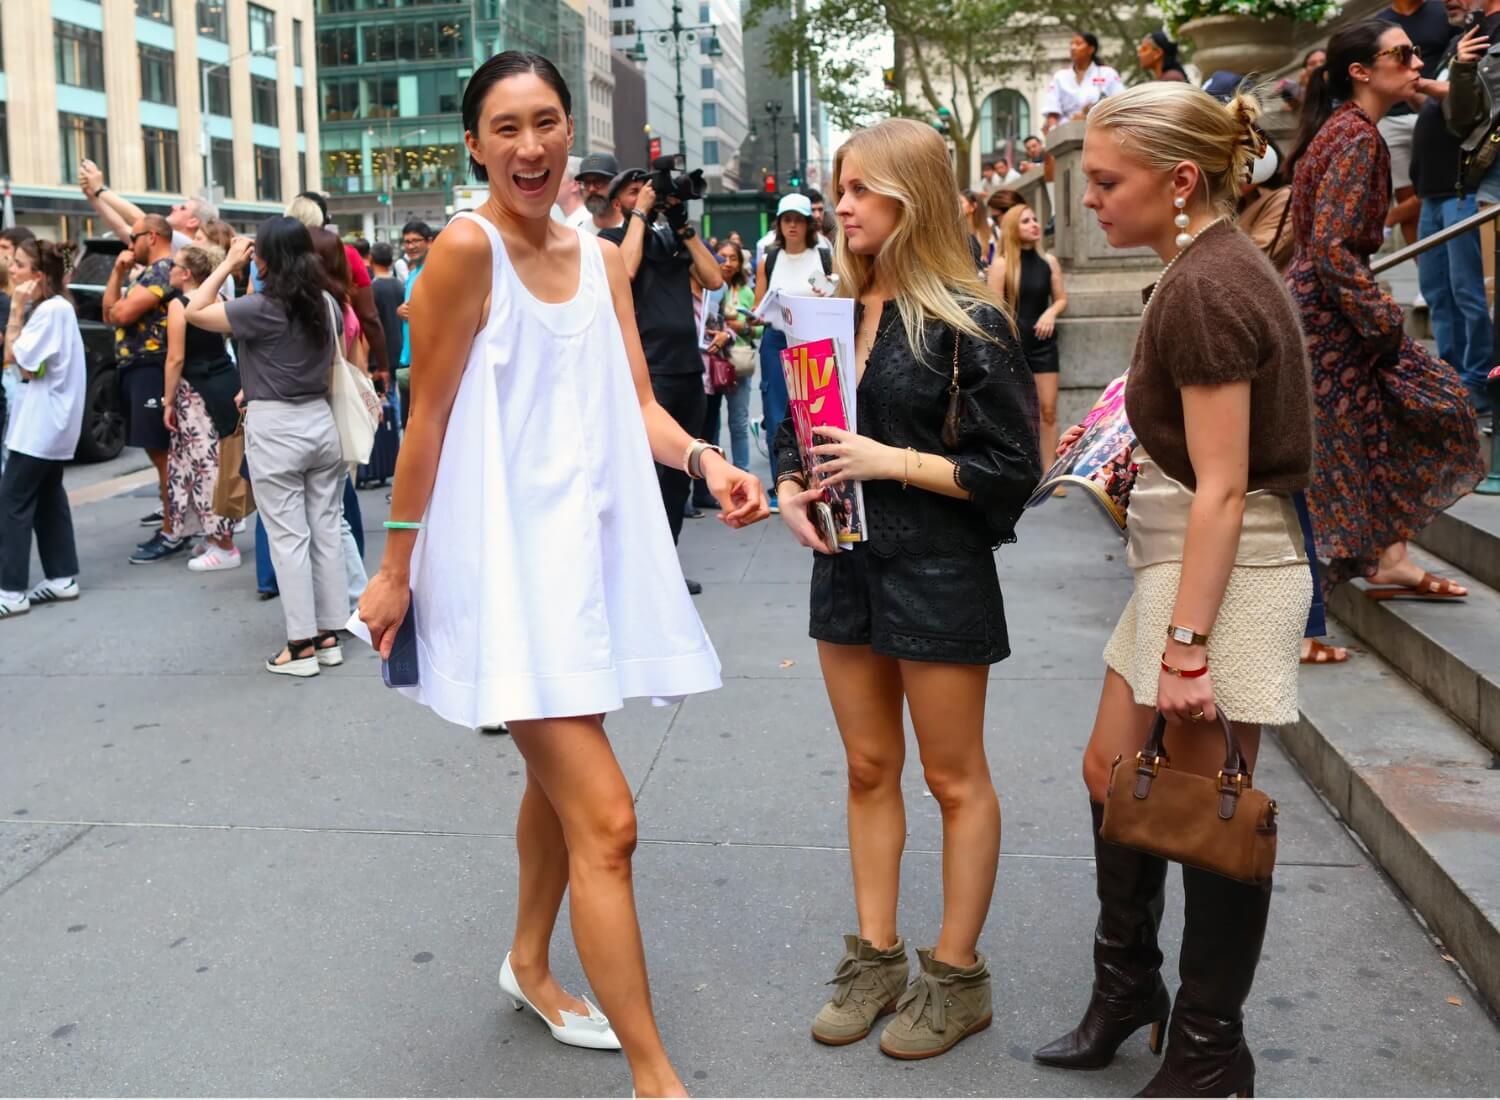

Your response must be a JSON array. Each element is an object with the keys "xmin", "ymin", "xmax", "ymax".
[{"xmin": 1126, "ymin": 219, "xmax": 1313, "ymax": 493}]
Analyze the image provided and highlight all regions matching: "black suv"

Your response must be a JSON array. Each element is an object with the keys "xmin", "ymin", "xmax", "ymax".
[{"xmin": 66, "ymin": 238, "xmax": 128, "ymax": 462}]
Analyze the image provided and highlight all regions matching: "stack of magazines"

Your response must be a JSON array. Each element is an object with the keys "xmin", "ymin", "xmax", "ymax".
[
  {"xmin": 1025, "ymin": 373, "xmax": 1137, "ymax": 534},
  {"xmin": 780, "ymin": 337, "xmax": 866, "ymax": 549}
]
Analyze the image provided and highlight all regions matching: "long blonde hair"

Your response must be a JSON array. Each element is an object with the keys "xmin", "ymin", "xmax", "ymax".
[
  {"xmin": 833, "ymin": 119, "xmax": 1003, "ymax": 361},
  {"xmin": 1086, "ymin": 81, "xmax": 1265, "ymax": 216},
  {"xmin": 996, "ymin": 205, "xmax": 1045, "ymax": 311}
]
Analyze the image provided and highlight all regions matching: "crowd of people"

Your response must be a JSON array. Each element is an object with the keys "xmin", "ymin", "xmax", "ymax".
[{"xmin": 0, "ymin": 15, "xmax": 1494, "ymax": 1096}]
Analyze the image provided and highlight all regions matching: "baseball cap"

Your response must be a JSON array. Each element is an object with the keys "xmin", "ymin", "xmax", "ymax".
[
  {"xmin": 608, "ymin": 168, "xmax": 648, "ymax": 200},
  {"xmin": 775, "ymin": 193, "xmax": 813, "ymax": 219},
  {"xmin": 577, "ymin": 152, "xmax": 619, "ymax": 181}
]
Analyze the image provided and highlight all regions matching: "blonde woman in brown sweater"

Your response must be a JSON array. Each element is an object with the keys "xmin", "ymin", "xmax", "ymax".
[{"xmin": 1032, "ymin": 83, "xmax": 1315, "ymax": 1098}]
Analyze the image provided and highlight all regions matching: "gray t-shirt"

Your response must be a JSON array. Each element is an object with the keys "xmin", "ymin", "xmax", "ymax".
[{"xmin": 224, "ymin": 292, "xmax": 339, "ymax": 404}]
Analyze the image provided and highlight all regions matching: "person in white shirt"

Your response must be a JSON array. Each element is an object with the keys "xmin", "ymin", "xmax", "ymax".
[
  {"xmin": 1041, "ymin": 31, "xmax": 1126, "ymax": 131},
  {"xmin": 754, "ymin": 188, "xmax": 833, "ymax": 278},
  {"xmin": 0, "ymin": 239, "xmax": 87, "ymax": 617},
  {"xmin": 551, "ymin": 155, "xmax": 588, "ymax": 228}
]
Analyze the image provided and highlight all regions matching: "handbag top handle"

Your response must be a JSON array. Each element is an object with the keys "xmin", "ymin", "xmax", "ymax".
[{"xmin": 1136, "ymin": 709, "xmax": 1251, "ymax": 820}]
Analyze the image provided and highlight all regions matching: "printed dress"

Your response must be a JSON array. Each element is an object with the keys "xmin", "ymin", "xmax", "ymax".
[{"xmin": 1285, "ymin": 103, "xmax": 1485, "ymax": 587}]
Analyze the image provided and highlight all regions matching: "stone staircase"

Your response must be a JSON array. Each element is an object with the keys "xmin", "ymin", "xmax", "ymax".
[{"xmin": 1279, "ymin": 493, "xmax": 1500, "ymax": 1014}]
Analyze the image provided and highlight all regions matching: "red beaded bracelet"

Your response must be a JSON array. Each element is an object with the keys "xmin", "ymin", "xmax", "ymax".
[{"xmin": 1160, "ymin": 656, "xmax": 1209, "ymax": 679}]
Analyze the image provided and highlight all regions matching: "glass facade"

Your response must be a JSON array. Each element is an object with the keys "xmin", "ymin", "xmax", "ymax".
[
  {"xmin": 248, "ymin": 3, "xmax": 277, "ymax": 50},
  {"xmin": 143, "ymin": 128, "xmax": 181, "ymax": 193},
  {"xmin": 256, "ymin": 144, "xmax": 282, "ymax": 201},
  {"xmin": 55, "ymin": 22, "xmax": 105, "ymax": 91},
  {"xmin": 60, "ymin": 114, "xmax": 109, "ymax": 182},
  {"xmin": 202, "ymin": 61, "xmax": 231, "ymax": 115},
  {"xmin": 140, "ymin": 46, "xmax": 177, "ymax": 106},
  {"xmin": 316, "ymin": 0, "xmax": 585, "ymax": 215},
  {"xmin": 211, "ymin": 138, "xmax": 236, "ymax": 199},
  {"xmin": 198, "ymin": 0, "xmax": 228, "ymax": 40},
  {"xmin": 252, "ymin": 75, "xmax": 279, "ymax": 125},
  {"xmin": 137, "ymin": 0, "xmax": 173, "ymax": 23}
]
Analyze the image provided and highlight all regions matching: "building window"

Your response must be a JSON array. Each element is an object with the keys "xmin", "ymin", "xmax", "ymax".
[
  {"xmin": 360, "ymin": 18, "xmax": 468, "ymax": 64},
  {"xmin": 59, "ymin": 114, "xmax": 109, "ymax": 183},
  {"xmin": 298, "ymin": 151, "xmax": 307, "ymax": 192},
  {"xmin": 703, "ymin": 138, "xmax": 718, "ymax": 165},
  {"xmin": 701, "ymin": 66, "xmax": 713, "ymax": 89},
  {"xmin": 321, "ymin": 78, "xmax": 360, "ymax": 121},
  {"xmin": 0, "ymin": 105, "xmax": 8, "ymax": 180},
  {"xmin": 248, "ymin": 3, "xmax": 276, "ymax": 52},
  {"xmin": 201, "ymin": 61, "xmax": 231, "ymax": 115},
  {"xmin": 197, "ymin": 0, "xmax": 227, "ymax": 40},
  {"xmin": 978, "ymin": 88, "xmax": 1030, "ymax": 161},
  {"xmin": 139, "ymin": 46, "xmax": 177, "ymax": 105},
  {"xmin": 143, "ymin": 127, "xmax": 181, "ymax": 192},
  {"xmin": 701, "ymin": 102, "xmax": 717, "ymax": 127},
  {"xmin": 255, "ymin": 144, "xmax": 282, "ymax": 201},
  {"xmin": 252, "ymin": 76, "xmax": 279, "ymax": 126},
  {"xmin": 55, "ymin": 22, "xmax": 105, "ymax": 91},
  {"xmin": 136, "ymin": 0, "xmax": 173, "ymax": 24},
  {"xmin": 698, "ymin": 3, "xmax": 709, "ymax": 21},
  {"xmin": 296, "ymin": 91, "xmax": 305, "ymax": 133},
  {"xmin": 292, "ymin": 18, "xmax": 304, "ymax": 66},
  {"xmin": 210, "ymin": 138, "xmax": 235, "ymax": 198},
  {"xmin": 318, "ymin": 26, "xmax": 358, "ymax": 68}
]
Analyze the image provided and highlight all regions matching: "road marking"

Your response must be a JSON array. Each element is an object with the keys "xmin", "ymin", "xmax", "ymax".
[{"xmin": 67, "ymin": 467, "xmax": 157, "ymax": 507}]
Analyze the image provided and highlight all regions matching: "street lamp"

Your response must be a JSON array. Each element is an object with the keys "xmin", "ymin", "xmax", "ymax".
[
  {"xmin": 752, "ymin": 100, "xmax": 796, "ymax": 194},
  {"xmin": 368, "ymin": 123, "xmax": 427, "ymax": 239},
  {"xmin": 201, "ymin": 43, "xmax": 281, "ymax": 205},
  {"xmin": 628, "ymin": 0, "xmax": 722, "ymax": 156}
]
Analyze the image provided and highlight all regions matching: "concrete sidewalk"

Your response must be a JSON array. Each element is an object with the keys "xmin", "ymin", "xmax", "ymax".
[{"xmin": 0, "ymin": 477, "xmax": 1495, "ymax": 1096}]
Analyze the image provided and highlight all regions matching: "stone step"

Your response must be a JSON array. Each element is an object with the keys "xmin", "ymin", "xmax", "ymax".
[
  {"xmin": 1281, "ymin": 634, "xmax": 1500, "ymax": 1013},
  {"xmin": 1416, "ymin": 494, "xmax": 1500, "ymax": 592},
  {"xmin": 1326, "ymin": 543, "xmax": 1500, "ymax": 756}
]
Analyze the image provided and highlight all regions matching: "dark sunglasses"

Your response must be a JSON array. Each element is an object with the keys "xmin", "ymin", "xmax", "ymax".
[
  {"xmin": 1372, "ymin": 43, "xmax": 1421, "ymax": 66},
  {"xmin": 129, "ymin": 230, "xmax": 155, "ymax": 243}
]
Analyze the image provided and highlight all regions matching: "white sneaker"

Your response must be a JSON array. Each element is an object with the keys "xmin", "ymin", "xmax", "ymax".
[
  {"xmin": 498, "ymin": 953, "xmax": 622, "ymax": 1050},
  {"xmin": 0, "ymin": 591, "xmax": 30, "ymax": 619},
  {"xmin": 29, "ymin": 577, "xmax": 79, "ymax": 603},
  {"xmin": 188, "ymin": 546, "xmax": 242, "ymax": 572}
]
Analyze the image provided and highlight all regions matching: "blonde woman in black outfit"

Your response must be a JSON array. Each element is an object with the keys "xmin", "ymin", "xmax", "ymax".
[{"xmin": 774, "ymin": 118, "xmax": 1040, "ymax": 1062}]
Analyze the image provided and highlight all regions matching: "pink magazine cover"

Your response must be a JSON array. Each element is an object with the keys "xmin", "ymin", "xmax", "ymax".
[
  {"xmin": 1025, "ymin": 372, "xmax": 1138, "ymax": 533},
  {"xmin": 781, "ymin": 338, "xmax": 867, "ymax": 545}
]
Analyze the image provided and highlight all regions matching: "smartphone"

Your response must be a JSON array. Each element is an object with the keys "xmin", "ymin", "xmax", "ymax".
[{"xmin": 381, "ymin": 596, "xmax": 420, "ymax": 688}]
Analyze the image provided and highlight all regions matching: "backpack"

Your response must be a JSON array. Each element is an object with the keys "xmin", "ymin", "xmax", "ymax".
[{"xmin": 764, "ymin": 244, "xmax": 833, "ymax": 284}]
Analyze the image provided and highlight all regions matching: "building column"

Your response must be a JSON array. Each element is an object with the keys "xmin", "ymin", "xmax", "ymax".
[
  {"xmin": 173, "ymin": 0, "xmax": 206, "ymax": 198},
  {"xmin": 3, "ymin": 0, "xmax": 60, "ymax": 186},
  {"xmin": 102, "ymin": 0, "xmax": 145, "ymax": 192},
  {"xmin": 226, "ymin": 0, "xmax": 255, "ymax": 203}
]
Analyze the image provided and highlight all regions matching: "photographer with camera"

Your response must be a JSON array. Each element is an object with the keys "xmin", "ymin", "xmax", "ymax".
[{"xmin": 599, "ymin": 159, "xmax": 724, "ymax": 591}]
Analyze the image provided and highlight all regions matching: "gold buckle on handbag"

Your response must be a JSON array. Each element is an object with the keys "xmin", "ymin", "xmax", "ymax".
[
  {"xmin": 1217, "ymin": 769, "xmax": 1250, "ymax": 791},
  {"xmin": 1136, "ymin": 752, "xmax": 1164, "ymax": 777}
]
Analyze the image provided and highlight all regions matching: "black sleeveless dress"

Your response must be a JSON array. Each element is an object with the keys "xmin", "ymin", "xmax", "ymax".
[{"xmin": 1015, "ymin": 249, "xmax": 1058, "ymax": 375}]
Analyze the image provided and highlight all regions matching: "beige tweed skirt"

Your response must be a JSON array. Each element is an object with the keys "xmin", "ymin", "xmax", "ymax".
[{"xmin": 1103, "ymin": 561, "xmax": 1311, "ymax": 726}]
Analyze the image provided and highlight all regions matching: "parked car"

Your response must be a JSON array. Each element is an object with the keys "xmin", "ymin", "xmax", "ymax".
[{"xmin": 67, "ymin": 238, "xmax": 126, "ymax": 462}]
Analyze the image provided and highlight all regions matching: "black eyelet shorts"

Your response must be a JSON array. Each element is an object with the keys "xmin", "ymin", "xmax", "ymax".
[{"xmin": 808, "ymin": 544, "xmax": 1010, "ymax": 665}]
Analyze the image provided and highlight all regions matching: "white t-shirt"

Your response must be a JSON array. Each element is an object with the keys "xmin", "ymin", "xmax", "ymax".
[
  {"xmin": 5, "ymin": 297, "xmax": 87, "ymax": 461},
  {"xmin": 764, "ymin": 245, "xmax": 828, "ymax": 297},
  {"xmin": 565, "ymin": 205, "xmax": 600, "ymax": 235},
  {"xmin": 1041, "ymin": 63, "xmax": 1125, "ymax": 122},
  {"xmin": 754, "ymin": 229, "xmax": 832, "ymax": 280}
]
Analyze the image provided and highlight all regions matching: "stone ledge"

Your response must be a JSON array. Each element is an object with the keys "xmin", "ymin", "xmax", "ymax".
[{"xmin": 1416, "ymin": 495, "xmax": 1500, "ymax": 593}]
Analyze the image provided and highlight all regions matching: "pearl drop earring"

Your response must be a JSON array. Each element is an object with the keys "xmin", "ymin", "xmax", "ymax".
[{"xmin": 1173, "ymin": 195, "xmax": 1193, "ymax": 249}]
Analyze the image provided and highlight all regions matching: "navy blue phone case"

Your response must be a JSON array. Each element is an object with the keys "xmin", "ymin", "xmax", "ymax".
[{"xmin": 381, "ymin": 596, "xmax": 419, "ymax": 688}]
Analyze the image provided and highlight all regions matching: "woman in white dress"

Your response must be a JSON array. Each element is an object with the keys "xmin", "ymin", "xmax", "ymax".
[{"xmin": 356, "ymin": 52, "xmax": 767, "ymax": 1098}]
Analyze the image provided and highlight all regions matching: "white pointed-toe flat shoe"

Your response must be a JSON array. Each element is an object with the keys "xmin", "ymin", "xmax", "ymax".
[{"xmin": 498, "ymin": 952, "xmax": 622, "ymax": 1050}]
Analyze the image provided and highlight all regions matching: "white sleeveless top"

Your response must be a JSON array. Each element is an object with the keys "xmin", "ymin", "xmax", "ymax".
[{"xmin": 355, "ymin": 212, "xmax": 722, "ymax": 728}]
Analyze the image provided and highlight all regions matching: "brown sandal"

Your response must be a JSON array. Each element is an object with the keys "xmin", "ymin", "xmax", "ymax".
[
  {"xmin": 1363, "ymin": 571, "xmax": 1467, "ymax": 601},
  {"xmin": 1301, "ymin": 639, "xmax": 1349, "ymax": 665}
]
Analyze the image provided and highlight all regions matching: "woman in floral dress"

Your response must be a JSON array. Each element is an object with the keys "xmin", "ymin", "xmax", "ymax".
[{"xmin": 1285, "ymin": 20, "xmax": 1485, "ymax": 663}]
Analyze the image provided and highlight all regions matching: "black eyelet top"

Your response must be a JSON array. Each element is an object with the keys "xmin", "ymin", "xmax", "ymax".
[{"xmin": 774, "ymin": 299, "xmax": 1041, "ymax": 555}]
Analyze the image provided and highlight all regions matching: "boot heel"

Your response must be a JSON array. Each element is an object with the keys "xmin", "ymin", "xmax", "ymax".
[{"xmin": 1148, "ymin": 1018, "xmax": 1166, "ymax": 1055}]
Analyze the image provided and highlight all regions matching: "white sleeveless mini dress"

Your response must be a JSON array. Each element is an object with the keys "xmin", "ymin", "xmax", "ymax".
[{"xmin": 354, "ymin": 211, "xmax": 722, "ymax": 728}]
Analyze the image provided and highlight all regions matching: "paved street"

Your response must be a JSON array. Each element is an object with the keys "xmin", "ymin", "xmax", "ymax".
[{"xmin": 1, "ymin": 468, "xmax": 1497, "ymax": 1097}]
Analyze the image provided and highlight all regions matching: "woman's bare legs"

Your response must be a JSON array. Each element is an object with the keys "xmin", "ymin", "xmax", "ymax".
[
  {"xmin": 507, "ymin": 715, "xmax": 684, "ymax": 1098},
  {"xmin": 819, "ymin": 641, "xmax": 907, "ymax": 948},
  {"xmin": 506, "ymin": 773, "xmax": 591, "ymax": 1023},
  {"xmin": 1034, "ymin": 372, "xmax": 1060, "ymax": 475},
  {"xmin": 901, "ymin": 659, "xmax": 997, "ymax": 967},
  {"xmin": 1368, "ymin": 540, "xmax": 1467, "ymax": 594},
  {"xmin": 1082, "ymin": 667, "xmax": 1261, "ymax": 802}
]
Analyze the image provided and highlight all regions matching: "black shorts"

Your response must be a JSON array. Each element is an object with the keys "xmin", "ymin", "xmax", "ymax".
[
  {"xmin": 809, "ymin": 545, "xmax": 1010, "ymax": 665},
  {"xmin": 121, "ymin": 364, "xmax": 171, "ymax": 452},
  {"xmin": 1021, "ymin": 335, "xmax": 1059, "ymax": 375}
]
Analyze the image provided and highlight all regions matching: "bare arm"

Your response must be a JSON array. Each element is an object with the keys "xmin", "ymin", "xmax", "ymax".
[
  {"xmin": 108, "ymin": 283, "xmax": 165, "ymax": 327},
  {"xmin": 1045, "ymin": 254, "xmax": 1068, "ymax": 317},
  {"xmin": 683, "ymin": 232, "xmax": 724, "ymax": 290},
  {"xmin": 617, "ymin": 211, "xmax": 649, "ymax": 280},
  {"xmin": 349, "ymin": 283, "xmax": 390, "ymax": 378},
  {"xmin": 163, "ymin": 300, "xmax": 186, "ymax": 431},
  {"xmin": 985, "ymin": 256, "xmax": 1007, "ymax": 303},
  {"xmin": 183, "ymin": 263, "xmax": 236, "ymax": 333},
  {"xmin": 752, "ymin": 256, "xmax": 769, "ymax": 310}
]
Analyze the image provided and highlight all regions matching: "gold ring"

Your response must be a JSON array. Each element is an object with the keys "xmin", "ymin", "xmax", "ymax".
[{"xmin": 1190, "ymin": 710, "xmax": 1206, "ymax": 721}]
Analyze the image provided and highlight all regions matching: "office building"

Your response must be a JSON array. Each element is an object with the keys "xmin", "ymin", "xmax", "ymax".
[
  {"xmin": 316, "ymin": 0, "xmax": 587, "ymax": 239},
  {"xmin": 696, "ymin": 0, "xmax": 742, "ymax": 191},
  {"xmin": 0, "ymin": 0, "xmax": 317, "ymax": 238},
  {"xmin": 736, "ymin": 0, "xmax": 822, "ymax": 192}
]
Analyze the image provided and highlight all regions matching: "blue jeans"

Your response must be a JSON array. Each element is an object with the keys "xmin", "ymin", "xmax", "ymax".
[
  {"xmin": 1418, "ymin": 195, "xmax": 1492, "ymax": 411},
  {"xmin": 759, "ymin": 327, "xmax": 789, "ymax": 453}
]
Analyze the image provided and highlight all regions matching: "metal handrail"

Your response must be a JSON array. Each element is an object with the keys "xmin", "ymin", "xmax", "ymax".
[{"xmin": 1372, "ymin": 203, "xmax": 1500, "ymax": 274}]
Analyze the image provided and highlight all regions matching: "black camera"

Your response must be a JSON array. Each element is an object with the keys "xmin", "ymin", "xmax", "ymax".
[{"xmin": 647, "ymin": 155, "xmax": 707, "ymax": 215}]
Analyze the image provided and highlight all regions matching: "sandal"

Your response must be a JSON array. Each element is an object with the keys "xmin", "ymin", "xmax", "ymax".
[
  {"xmin": 314, "ymin": 630, "xmax": 344, "ymax": 667},
  {"xmin": 1363, "ymin": 571, "xmax": 1468, "ymax": 601},
  {"xmin": 267, "ymin": 638, "xmax": 320, "ymax": 678},
  {"xmin": 1301, "ymin": 639, "xmax": 1349, "ymax": 665}
]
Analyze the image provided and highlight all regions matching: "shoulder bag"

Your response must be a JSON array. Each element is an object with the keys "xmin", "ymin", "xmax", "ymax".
[
  {"xmin": 1100, "ymin": 709, "xmax": 1278, "ymax": 884},
  {"xmin": 940, "ymin": 331, "xmax": 962, "ymax": 449},
  {"xmin": 325, "ymin": 294, "xmax": 380, "ymax": 465}
]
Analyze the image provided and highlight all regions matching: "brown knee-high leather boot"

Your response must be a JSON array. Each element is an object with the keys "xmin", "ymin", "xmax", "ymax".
[
  {"xmin": 1034, "ymin": 801, "xmax": 1171, "ymax": 1069},
  {"xmin": 1135, "ymin": 866, "xmax": 1272, "ymax": 1098}
]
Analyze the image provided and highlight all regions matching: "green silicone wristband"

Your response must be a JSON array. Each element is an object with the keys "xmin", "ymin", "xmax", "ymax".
[{"xmin": 383, "ymin": 521, "xmax": 426, "ymax": 530}]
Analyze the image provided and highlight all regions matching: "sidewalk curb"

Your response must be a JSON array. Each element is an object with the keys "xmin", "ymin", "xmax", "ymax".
[{"xmin": 67, "ymin": 467, "xmax": 157, "ymax": 507}]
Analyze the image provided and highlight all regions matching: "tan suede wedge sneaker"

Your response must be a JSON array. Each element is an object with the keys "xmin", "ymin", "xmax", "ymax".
[
  {"xmin": 878, "ymin": 947, "xmax": 993, "ymax": 1060},
  {"xmin": 811, "ymin": 934, "xmax": 910, "ymax": 1045}
]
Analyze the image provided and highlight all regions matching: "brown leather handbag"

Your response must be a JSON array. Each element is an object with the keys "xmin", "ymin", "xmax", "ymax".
[{"xmin": 1100, "ymin": 710, "xmax": 1278, "ymax": 884}]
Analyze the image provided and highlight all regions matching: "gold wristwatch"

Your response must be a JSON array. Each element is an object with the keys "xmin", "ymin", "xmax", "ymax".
[{"xmin": 1166, "ymin": 624, "xmax": 1210, "ymax": 647}]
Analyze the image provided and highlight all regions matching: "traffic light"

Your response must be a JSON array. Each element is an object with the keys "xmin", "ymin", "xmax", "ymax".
[
  {"xmin": 881, "ymin": 66, "xmax": 897, "ymax": 90},
  {"xmin": 789, "ymin": 171, "xmax": 802, "ymax": 189},
  {"xmin": 764, "ymin": 174, "xmax": 777, "ymax": 193},
  {"xmin": 377, "ymin": 194, "xmax": 391, "ymax": 205}
]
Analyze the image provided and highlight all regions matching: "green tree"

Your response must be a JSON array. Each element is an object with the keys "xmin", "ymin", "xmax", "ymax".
[{"xmin": 745, "ymin": 0, "xmax": 1047, "ymax": 188}]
